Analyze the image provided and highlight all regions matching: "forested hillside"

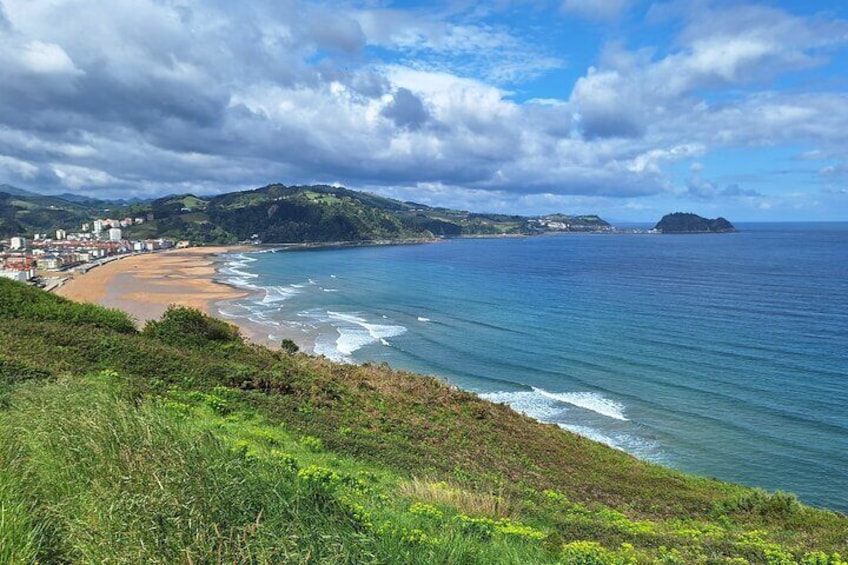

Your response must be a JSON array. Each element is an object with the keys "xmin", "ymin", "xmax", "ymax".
[{"xmin": 2, "ymin": 183, "xmax": 611, "ymax": 243}]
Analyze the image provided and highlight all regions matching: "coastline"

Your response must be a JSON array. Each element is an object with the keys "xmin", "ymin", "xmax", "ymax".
[{"xmin": 55, "ymin": 246, "xmax": 305, "ymax": 350}]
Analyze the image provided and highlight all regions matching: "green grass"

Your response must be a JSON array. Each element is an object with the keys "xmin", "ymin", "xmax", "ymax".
[
  {"xmin": 1, "ymin": 278, "xmax": 847, "ymax": 564},
  {"xmin": 303, "ymin": 191, "xmax": 345, "ymax": 205}
]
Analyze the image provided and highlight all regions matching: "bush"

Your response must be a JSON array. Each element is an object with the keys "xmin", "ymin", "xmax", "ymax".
[
  {"xmin": 299, "ymin": 435, "xmax": 324, "ymax": 452},
  {"xmin": 142, "ymin": 305, "xmax": 242, "ymax": 348},
  {"xmin": 280, "ymin": 339, "xmax": 300, "ymax": 354},
  {"xmin": 715, "ymin": 490, "xmax": 801, "ymax": 520},
  {"xmin": 560, "ymin": 541, "xmax": 618, "ymax": 565}
]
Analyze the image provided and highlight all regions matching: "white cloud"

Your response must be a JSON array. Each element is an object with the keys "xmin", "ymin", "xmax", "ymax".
[
  {"xmin": 0, "ymin": 154, "xmax": 39, "ymax": 179},
  {"xmin": 628, "ymin": 145, "xmax": 705, "ymax": 174},
  {"xmin": 355, "ymin": 7, "xmax": 564, "ymax": 84},
  {"xmin": 20, "ymin": 40, "xmax": 83, "ymax": 75},
  {"xmin": 51, "ymin": 164, "xmax": 117, "ymax": 189},
  {"xmin": 570, "ymin": 66, "xmax": 647, "ymax": 138},
  {"xmin": 0, "ymin": 0, "xmax": 844, "ymax": 221}
]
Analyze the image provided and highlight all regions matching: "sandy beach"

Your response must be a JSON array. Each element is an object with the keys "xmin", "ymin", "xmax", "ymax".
[{"xmin": 55, "ymin": 247, "xmax": 293, "ymax": 349}]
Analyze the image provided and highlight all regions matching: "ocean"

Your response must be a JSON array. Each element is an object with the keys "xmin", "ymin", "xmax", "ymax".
[{"xmin": 217, "ymin": 223, "xmax": 848, "ymax": 512}]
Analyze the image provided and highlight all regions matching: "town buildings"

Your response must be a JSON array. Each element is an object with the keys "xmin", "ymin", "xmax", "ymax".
[{"xmin": 1, "ymin": 215, "xmax": 173, "ymax": 284}]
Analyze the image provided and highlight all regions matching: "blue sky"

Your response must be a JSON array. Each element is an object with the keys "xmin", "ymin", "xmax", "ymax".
[{"xmin": 1, "ymin": 0, "xmax": 847, "ymax": 221}]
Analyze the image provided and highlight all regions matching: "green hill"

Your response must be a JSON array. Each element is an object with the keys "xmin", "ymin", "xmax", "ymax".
[
  {"xmin": 1, "ymin": 278, "xmax": 846, "ymax": 563},
  {"xmin": 654, "ymin": 213, "xmax": 737, "ymax": 234},
  {"xmin": 1, "ymin": 183, "xmax": 615, "ymax": 243},
  {"xmin": 128, "ymin": 184, "xmax": 540, "ymax": 244}
]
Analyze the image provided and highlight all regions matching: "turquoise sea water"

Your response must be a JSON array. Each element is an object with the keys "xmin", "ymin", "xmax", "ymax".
[{"xmin": 218, "ymin": 223, "xmax": 848, "ymax": 511}]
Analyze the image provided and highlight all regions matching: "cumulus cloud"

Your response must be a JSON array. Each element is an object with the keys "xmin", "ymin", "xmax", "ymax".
[
  {"xmin": 570, "ymin": 66, "xmax": 647, "ymax": 139},
  {"xmin": 0, "ymin": 0, "xmax": 845, "ymax": 221},
  {"xmin": 381, "ymin": 88, "xmax": 430, "ymax": 130}
]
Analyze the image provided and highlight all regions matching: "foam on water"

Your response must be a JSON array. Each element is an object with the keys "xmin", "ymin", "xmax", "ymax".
[
  {"xmin": 558, "ymin": 424, "xmax": 623, "ymax": 450},
  {"xmin": 479, "ymin": 390, "xmax": 567, "ymax": 422},
  {"xmin": 533, "ymin": 388, "xmax": 629, "ymax": 421},
  {"xmin": 417, "ymin": 316, "xmax": 431, "ymax": 322},
  {"xmin": 261, "ymin": 285, "xmax": 300, "ymax": 303},
  {"xmin": 559, "ymin": 424, "xmax": 665, "ymax": 462},
  {"xmin": 328, "ymin": 311, "xmax": 407, "ymax": 339},
  {"xmin": 335, "ymin": 327, "xmax": 372, "ymax": 356},
  {"xmin": 308, "ymin": 311, "xmax": 408, "ymax": 361},
  {"xmin": 480, "ymin": 389, "xmax": 663, "ymax": 462},
  {"xmin": 220, "ymin": 254, "xmax": 261, "ymax": 288}
]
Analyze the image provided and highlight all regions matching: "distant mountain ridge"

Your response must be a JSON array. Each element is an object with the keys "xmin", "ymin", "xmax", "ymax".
[
  {"xmin": 0, "ymin": 184, "xmax": 41, "ymax": 198},
  {"xmin": 0, "ymin": 189, "xmax": 111, "ymax": 239},
  {"xmin": 654, "ymin": 212, "xmax": 736, "ymax": 234},
  {"xmin": 1, "ymin": 182, "xmax": 612, "ymax": 242}
]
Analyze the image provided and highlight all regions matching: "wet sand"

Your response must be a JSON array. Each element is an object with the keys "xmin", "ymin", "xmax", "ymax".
[{"xmin": 55, "ymin": 247, "xmax": 294, "ymax": 349}]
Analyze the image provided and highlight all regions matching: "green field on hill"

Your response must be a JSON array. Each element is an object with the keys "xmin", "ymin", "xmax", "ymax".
[{"xmin": 1, "ymin": 278, "xmax": 845, "ymax": 564}]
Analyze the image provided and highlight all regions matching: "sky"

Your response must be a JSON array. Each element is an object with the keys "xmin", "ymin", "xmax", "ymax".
[{"xmin": 1, "ymin": 0, "xmax": 847, "ymax": 222}]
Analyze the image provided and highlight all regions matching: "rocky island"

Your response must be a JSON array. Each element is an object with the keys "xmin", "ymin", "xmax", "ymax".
[{"xmin": 654, "ymin": 212, "xmax": 737, "ymax": 233}]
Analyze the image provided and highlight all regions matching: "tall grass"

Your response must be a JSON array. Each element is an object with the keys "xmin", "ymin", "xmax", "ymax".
[
  {"xmin": 0, "ymin": 375, "xmax": 566, "ymax": 564},
  {"xmin": 0, "ymin": 464, "xmax": 41, "ymax": 564},
  {"xmin": 0, "ymin": 374, "xmax": 386, "ymax": 563},
  {"xmin": 398, "ymin": 477, "xmax": 518, "ymax": 520}
]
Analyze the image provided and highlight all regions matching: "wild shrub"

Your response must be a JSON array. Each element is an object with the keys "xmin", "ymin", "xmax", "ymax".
[
  {"xmin": 715, "ymin": 490, "xmax": 801, "ymax": 520},
  {"xmin": 280, "ymin": 338, "xmax": 299, "ymax": 354},
  {"xmin": 142, "ymin": 305, "xmax": 242, "ymax": 348},
  {"xmin": 801, "ymin": 551, "xmax": 848, "ymax": 565},
  {"xmin": 299, "ymin": 435, "xmax": 324, "ymax": 452},
  {"xmin": 408, "ymin": 502, "xmax": 444, "ymax": 521},
  {"xmin": 559, "ymin": 540, "xmax": 637, "ymax": 565}
]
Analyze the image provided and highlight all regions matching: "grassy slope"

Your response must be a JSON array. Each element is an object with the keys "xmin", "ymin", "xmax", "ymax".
[{"xmin": 1, "ymin": 279, "xmax": 846, "ymax": 564}]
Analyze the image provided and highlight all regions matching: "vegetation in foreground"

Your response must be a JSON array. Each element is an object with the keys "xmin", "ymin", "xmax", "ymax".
[{"xmin": 1, "ymin": 278, "xmax": 846, "ymax": 564}]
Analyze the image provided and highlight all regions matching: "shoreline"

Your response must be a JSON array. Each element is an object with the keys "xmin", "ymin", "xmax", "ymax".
[
  {"xmin": 54, "ymin": 246, "xmax": 308, "ymax": 351},
  {"xmin": 51, "ymin": 237, "xmax": 446, "ymax": 354}
]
